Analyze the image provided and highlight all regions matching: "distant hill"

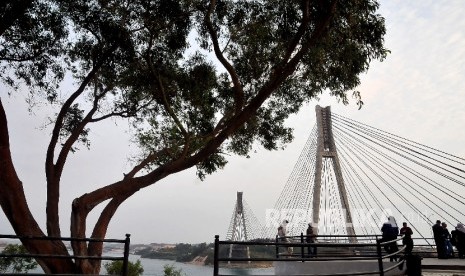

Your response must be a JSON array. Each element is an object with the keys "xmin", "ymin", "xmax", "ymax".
[
  {"xmin": 134, "ymin": 242, "xmax": 214, "ymax": 264},
  {"xmin": 133, "ymin": 239, "xmax": 276, "ymax": 266}
]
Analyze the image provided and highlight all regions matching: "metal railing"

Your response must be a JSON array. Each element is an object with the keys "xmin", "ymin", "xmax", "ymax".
[
  {"xmin": 0, "ymin": 234, "xmax": 131, "ymax": 275},
  {"xmin": 410, "ymin": 237, "xmax": 439, "ymax": 257},
  {"xmin": 213, "ymin": 234, "xmax": 406, "ymax": 276}
]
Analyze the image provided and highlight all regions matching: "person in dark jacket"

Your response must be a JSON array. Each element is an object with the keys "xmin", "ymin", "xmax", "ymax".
[
  {"xmin": 400, "ymin": 222, "xmax": 414, "ymax": 255},
  {"xmin": 442, "ymin": 222, "xmax": 455, "ymax": 258},
  {"xmin": 455, "ymin": 223, "xmax": 465, "ymax": 259},
  {"xmin": 432, "ymin": 220, "xmax": 446, "ymax": 258},
  {"xmin": 381, "ymin": 216, "xmax": 399, "ymax": 261},
  {"xmin": 306, "ymin": 223, "xmax": 317, "ymax": 257}
]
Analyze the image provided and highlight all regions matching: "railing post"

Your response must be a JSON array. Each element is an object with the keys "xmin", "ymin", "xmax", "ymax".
[
  {"xmin": 300, "ymin": 232, "xmax": 305, "ymax": 261},
  {"xmin": 214, "ymin": 235, "xmax": 219, "ymax": 276},
  {"xmin": 376, "ymin": 237, "xmax": 384, "ymax": 276},
  {"xmin": 122, "ymin": 234, "xmax": 131, "ymax": 276},
  {"xmin": 275, "ymin": 235, "xmax": 279, "ymax": 258}
]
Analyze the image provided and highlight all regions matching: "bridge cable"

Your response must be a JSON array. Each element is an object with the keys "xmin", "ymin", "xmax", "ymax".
[
  {"xmin": 339, "ymin": 157, "xmax": 382, "ymax": 236},
  {"xmin": 334, "ymin": 128, "xmax": 430, "ymax": 242},
  {"xmin": 332, "ymin": 113, "xmax": 465, "ymax": 166},
  {"xmin": 331, "ymin": 115, "xmax": 465, "ymax": 183},
  {"xmin": 335, "ymin": 124, "xmax": 465, "ymax": 220},
  {"xmin": 332, "ymin": 117, "xmax": 465, "ymax": 243},
  {"xmin": 335, "ymin": 127, "xmax": 438, "ymax": 224},
  {"xmin": 332, "ymin": 118, "xmax": 465, "ymax": 206}
]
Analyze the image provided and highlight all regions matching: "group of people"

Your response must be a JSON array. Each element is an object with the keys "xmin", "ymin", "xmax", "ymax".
[
  {"xmin": 279, "ymin": 216, "xmax": 413, "ymax": 259},
  {"xmin": 380, "ymin": 217, "xmax": 465, "ymax": 260},
  {"xmin": 380, "ymin": 216, "xmax": 413, "ymax": 262},
  {"xmin": 277, "ymin": 220, "xmax": 317, "ymax": 257},
  {"xmin": 432, "ymin": 220, "xmax": 465, "ymax": 259},
  {"xmin": 278, "ymin": 217, "xmax": 465, "ymax": 260}
]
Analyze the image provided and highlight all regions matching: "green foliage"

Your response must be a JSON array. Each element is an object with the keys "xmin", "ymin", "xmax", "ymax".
[
  {"xmin": 136, "ymin": 243, "xmax": 213, "ymax": 263},
  {"xmin": 1, "ymin": 0, "xmax": 388, "ymax": 178},
  {"xmin": 174, "ymin": 243, "xmax": 192, "ymax": 262},
  {"xmin": 0, "ymin": 0, "xmax": 68, "ymax": 97},
  {"xmin": 0, "ymin": 244, "xmax": 38, "ymax": 273},
  {"xmin": 138, "ymin": 246, "xmax": 177, "ymax": 260},
  {"xmin": 163, "ymin": 264, "xmax": 185, "ymax": 276},
  {"xmin": 175, "ymin": 243, "xmax": 211, "ymax": 262},
  {"xmin": 103, "ymin": 259, "xmax": 144, "ymax": 276}
]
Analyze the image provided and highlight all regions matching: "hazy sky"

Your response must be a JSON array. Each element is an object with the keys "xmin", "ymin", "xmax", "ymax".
[{"xmin": 1, "ymin": 0, "xmax": 465, "ymax": 244}]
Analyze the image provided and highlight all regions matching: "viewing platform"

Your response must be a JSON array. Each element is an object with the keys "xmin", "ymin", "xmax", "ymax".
[{"xmin": 213, "ymin": 234, "xmax": 465, "ymax": 276}]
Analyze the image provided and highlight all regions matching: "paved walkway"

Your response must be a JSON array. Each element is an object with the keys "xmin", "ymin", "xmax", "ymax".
[
  {"xmin": 424, "ymin": 271, "xmax": 465, "ymax": 276},
  {"xmin": 422, "ymin": 270, "xmax": 465, "ymax": 276},
  {"xmin": 421, "ymin": 257, "xmax": 465, "ymax": 275},
  {"xmin": 422, "ymin": 257, "xmax": 465, "ymax": 270}
]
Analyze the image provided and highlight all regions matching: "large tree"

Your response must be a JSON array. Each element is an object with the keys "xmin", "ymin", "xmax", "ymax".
[{"xmin": 0, "ymin": 0, "xmax": 387, "ymax": 273}]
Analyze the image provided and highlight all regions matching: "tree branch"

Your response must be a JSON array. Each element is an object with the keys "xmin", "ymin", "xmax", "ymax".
[
  {"xmin": 54, "ymin": 89, "xmax": 106, "ymax": 176},
  {"xmin": 72, "ymin": 194, "xmax": 131, "ymax": 273},
  {"xmin": 204, "ymin": 0, "xmax": 244, "ymax": 114},
  {"xmin": 89, "ymin": 97, "xmax": 155, "ymax": 122},
  {"xmin": 45, "ymin": 74, "xmax": 95, "ymax": 237},
  {"xmin": 88, "ymin": 195, "xmax": 130, "ymax": 254},
  {"xmin": 45, "ymin": 53, "xmax": 112, "ymax": 237},
  {"xmin": 156, "ymin": 73, "xmax": 188, "ymax": 136},
  {"xmin": 281, "ymin": 0, "xmax": 311, "ymax": 63},
  {"xmin": 0, "ymin": 52, "xmax": 43, "ymax": 62},
  {"xmin": 0, "ymin": 98, "xmax": 74, "ymax": 272},
  {"xmin": 145, "ymin": 46, "xmax": 188, "ymax": 137},
  {"xmin": 279, "ymin": 0, "xmax": 337, "ymax": 80},
  {"xmin": 124, "ymin": 148, "xmax": 170, "ymax": 179},
  {"xmin": 0, "ymin": 98, "xmax": 43, "ymax": 236}
]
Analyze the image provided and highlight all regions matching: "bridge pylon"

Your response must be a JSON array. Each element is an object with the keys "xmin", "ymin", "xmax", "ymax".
[
  {"xmin": 226, "ymin": 192, "xmax": 251, "ymax": 260},
  {"xmin": 313, "ymin": 105, "xmax": 356, "ymax": 242}
]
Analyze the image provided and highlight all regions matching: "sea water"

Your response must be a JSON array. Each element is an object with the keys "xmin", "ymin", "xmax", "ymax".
[{"xmin": 129, "ymin": 256, "xmax": 273, "ymax": 276}]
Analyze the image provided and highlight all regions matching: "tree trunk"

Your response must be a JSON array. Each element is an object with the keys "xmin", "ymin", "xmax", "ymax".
[{"xmin": 0, "ymin": 98, "xmax": 78, "ymax": 273}]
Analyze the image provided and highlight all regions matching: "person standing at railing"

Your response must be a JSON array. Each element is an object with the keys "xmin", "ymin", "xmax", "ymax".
[
  {"xmin": 278, "ymin": 220, "xmax": 293, "ymax": 256},
  {"xmin": 442, "ymin": 222, "xmax": 455, "ymax": 258},
  {"xmin": 454, "ymin": 223, "xmax": 465, "ymax": 259},
  {"xmin": 381, "ymin": 216, "xmax": 399, "ymax": 262},
  {"xmin": 400, "ymin": 222, "xmax": 414, "ymax": 255},
  {"xmin": 305, "ymin": 223, "xmax": 317, "ymax": 258},
  {"xmin": 432, "ymin": 220, "xmax": 447, "ymax": 259}
]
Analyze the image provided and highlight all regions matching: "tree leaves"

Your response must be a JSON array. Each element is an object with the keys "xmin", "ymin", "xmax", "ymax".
[
  {"xmin": 0, "ymin": 0, "xmax": 67, "ymax": 96},
  {"xmin": 0, "ymin": 244, "xmax": 38, "ymax": 273},
  {"xmin": 1, "ymin": 0, "xmax": 388, "ymax": 178}
]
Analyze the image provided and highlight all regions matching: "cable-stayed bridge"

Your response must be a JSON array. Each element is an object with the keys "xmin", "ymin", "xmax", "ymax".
[{"xmin": 227, "ymin": 105, "xmax": 465, "ymax": 245}]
